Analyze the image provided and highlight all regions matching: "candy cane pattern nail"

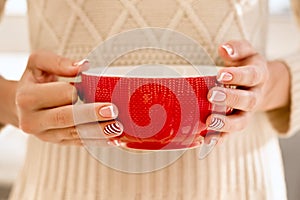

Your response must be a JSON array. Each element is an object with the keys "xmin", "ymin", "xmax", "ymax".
[
  {"xmin": 209, "ymin": 117, "xmax": 225, "ymax": 130},
  {"xmin": 104, "ymin": 122, "xmax": 123, "ymax": 135}
]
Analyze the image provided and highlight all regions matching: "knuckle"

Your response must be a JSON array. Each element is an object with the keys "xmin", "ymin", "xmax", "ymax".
[
  {"xmin": 52, "ymin": 131, "xmax": 64, "ymax": 142},
  {"xmin": 38, "ymin": 135, "xmax": 51, "ymax": 143},
  {"xmin": 231, "ymin": 119, "xmax": 246, "ymax": 132},
  {"xmin": 19, "ymin": 119, "xmax": 37, "ymax": 134},
  {"xmin": 72, "ymin": 88, "xmax": 79, "ymax": 103},
  {"xmin": 54, "ymin": 109, "xmax": 68, "ymax": 126},
  {"xmin": 66, "ymin": 84, "xmax": 78, "ymax": 103},
  {"xmin": 226, "ymin": 115, "xmax": 249, "ymax": 132},
  {"xmin": 59, "ymin": 140, "xmax": 80, "ymax": 146},
  {"xmin": 56, "ymin": 55, "xmax": 67, "ymax": 68},
  {"xmin": 246, "ymin": 66, "xmax": 259, "ymax": 86},
  {"xmin": 28, "ymin": 52, "xmax": 38, "ymax": 64},
  {"xmin": 40, "ymin": 135, "xmax": 60, "ymax": 144},
  {"xmin": 225, "ymin": 118, "xmax": 236, "ymax": 132},
  {"xmin": 69, "ymin": 127, "xmax": 78, "ymax": 139},
  {"xmin": 236, "ymin": 123, "xmax": 246, "ymax": 132},
  {"xmin": 237, "ymin": 115, "xmax": 250, "ymax": 132},
  {"xmin": 229, "ymin": 92, "xmax": 241, "ymax": 107},
  {"xmin": 246, "ymin": 93, "xmax": 258, "ymax": 111},
  {"xmin": 15, "ymin": 91, "xmax": 35, "ymax": 109}
]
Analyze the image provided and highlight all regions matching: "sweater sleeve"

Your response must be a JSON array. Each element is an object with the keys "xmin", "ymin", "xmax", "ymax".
[
  {"xmin": 0, "ymin": 0, "xmax": 6, "ymax": 20},
  {"xmin": 0, "ymin": 75, "xmax": 4, "ymax": 130},
  {"xmin": 0, "ymin": 1, "xmax": 6, "ymax": 130},
  {"xmin": 266, "ymin": 0, "xmax": 300, "ymax": 137},
  {"xmin": 267, "ymin": 51, "xmax": 300, "ymax": 137},
  {"xmin": 291, "ymin": 0, "xmax": 300, "ymax": 27}
]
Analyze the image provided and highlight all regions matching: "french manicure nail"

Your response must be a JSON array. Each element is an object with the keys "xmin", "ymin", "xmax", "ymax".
[
  {"xmin": 104, "ymin": 122, "xmax": 123, "ymax": 135},
  {"xmin": 99, "ymin": 105, "xmax": 118, "ymax": 118},
  {"xmin": 222, "ymin": 44, "xmax": 235, "ymax": 56},
  {"xmin": 209, "ymin": 91, "xmax": 227, "ymax": 102},
  {"xmin": 208, "ymin": 117, "xmax": 225, "ymax": 130},
  {"xmin": 217, "ymin": 72, "xmax": 233, "ymax": 82},
  {"xmin": 73, "ymin": 59, "xmax": 90, "ymax": 68},
  {"xmin": 198, "ymin": 137, "xmax": 218, "ymax": 159}
]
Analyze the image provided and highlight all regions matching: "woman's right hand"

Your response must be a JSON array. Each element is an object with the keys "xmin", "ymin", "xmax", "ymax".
[{"xmin": 15, "ymin": 51, "xmax": 122, "ymax": 146}]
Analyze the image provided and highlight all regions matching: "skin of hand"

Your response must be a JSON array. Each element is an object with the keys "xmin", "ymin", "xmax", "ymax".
[
  {"xmin": 206, "ymin": 40, "xmax": 290, "ymax": 136},
  {"xmin": 13, "ymin": 51, "xmax": 123, "ymax": 146}
]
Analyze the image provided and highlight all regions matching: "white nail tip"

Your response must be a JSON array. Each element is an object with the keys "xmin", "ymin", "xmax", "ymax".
[
  {"xmin": 74, "ymin": 59, "xmax": 89, "ymax": 66},
  {"xmin": 198, "ymin": 138, "xmax": 218, "ymax": 159},
  {"xmin": 222, "ymin": 44, "xmax": 234, "ymax": 56},
  {"xmin": 217, "ymin": 72, "xmax": 233, "ymax": 82},
  {"xmin": 209, "ymin": 91, "xmax": 226, "ymax": 102},
  {"xmin": 217, "ymin": 73, "xmax": 225, "ymax": 82}
]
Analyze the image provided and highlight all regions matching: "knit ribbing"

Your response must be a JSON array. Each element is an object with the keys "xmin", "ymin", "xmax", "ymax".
[{"xmin": 9, "ymin": 113, "xmax": 288, "ymax": 200}]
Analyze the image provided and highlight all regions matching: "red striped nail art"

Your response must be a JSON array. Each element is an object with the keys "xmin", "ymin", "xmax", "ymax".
[
  {"xmin": 104, "ymin": 122, "xmax": 123, "ymax": 135},
  {"xmin": 208, "ymin": 117, "xmax": 225, "ymax": 130}
]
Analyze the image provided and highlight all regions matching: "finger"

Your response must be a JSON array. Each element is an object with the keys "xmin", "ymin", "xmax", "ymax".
[
  {"xmin": 206, "ymin": 112, "xmax": 250, "ymax": 133},
  {"xmin": 76, "ymin": 121, "xmax": 124, "ymax": 139},
  {"xmin": 27, "ymin": 51, "xmax": 89, "ymax": 78},
  {"xmin": 36, "ymin": 103, "xmax": 119, "ymax": 129},
  {"xmin": 38, "ymin": 121, "xmax": 123, "ymax": 144},
  {"xmin": 79, "ymin": 121, "xmax": 124, "ymax": 147},
  {"xmin": 18, "ymin": 82, "xmax": 78, "ymax": 110},
  {"xmin": 38, "ymin": 126, "xmax": 80, "ymax": 143},
  {"xmin": 219, "ymin": 40, "xmax": 257, "ymax": 63},
  {"xmin": 217, "ymin": 65, "xmax": 264, "ymax": 87},
  {"xmin": 203, "ymin": 131, "xmax": 228, "ymax": 146},
  {"xmin": 208, "ymin": 87, "xmax": 259, "ymax": 112},
  {"xmin": 65, "ymin": 120, "xmax": 124, "ymax": 147},
  {"xmin": 81, "ymin": 139, "xmax": 113, "ymax": 147},
  {"xmin": 59, "ymin": 139, "xmax": 83, "ymax": 146},
  {"xmin": 203, "ymin": 130, "xmax": 221, "ymax": 144},
  {"xmin": 59, "ymin": 139, "xmax": 115, "ymax": 147}
]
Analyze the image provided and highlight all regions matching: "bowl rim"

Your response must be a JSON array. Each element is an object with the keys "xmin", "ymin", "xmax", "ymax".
[{"xmin": 82, "ymin": 65, "xmax": 223, "ymax": 78}]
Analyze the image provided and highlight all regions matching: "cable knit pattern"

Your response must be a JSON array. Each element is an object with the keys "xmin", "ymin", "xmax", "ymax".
[
  {"xmin": 26, "ymin": 0, "xmax": 268, "ymax": 62},
  {"xmin": 4, "ymin": 0, "xmax": 300, "ymax": 199}
]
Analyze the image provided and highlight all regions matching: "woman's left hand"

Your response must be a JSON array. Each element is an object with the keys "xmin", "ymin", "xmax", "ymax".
[{"xmin": 206, "ymin": 40, "xmax": 290, "ymax": 135}]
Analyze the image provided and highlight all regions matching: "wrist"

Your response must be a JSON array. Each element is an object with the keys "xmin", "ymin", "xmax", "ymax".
[
  {"xmin": 0, "ymin": 77, "xmax": 18, "ymax": 126},
  {"xmin": 262, "ymin": 60, "xmax": 290, "ymax": 111}
]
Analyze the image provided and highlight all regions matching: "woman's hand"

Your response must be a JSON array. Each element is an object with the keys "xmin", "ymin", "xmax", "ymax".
[
  {"xmin": 15, "ymin": 51, "xmax": 123, "ymax": 146},
  {"xmin": 206, "ymin": 40, "xmax": 290, "ymax": 135}
]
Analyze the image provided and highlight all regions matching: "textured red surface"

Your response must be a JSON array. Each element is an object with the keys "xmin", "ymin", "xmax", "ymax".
[{"xmin": 77, "ymin": 74, "xmax": 219, "ymax": 150}]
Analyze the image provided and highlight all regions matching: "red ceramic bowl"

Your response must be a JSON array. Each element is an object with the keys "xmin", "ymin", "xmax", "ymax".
[{"xmin": 75, "ymin": 65, "xmax": 228, "ymax": 150}]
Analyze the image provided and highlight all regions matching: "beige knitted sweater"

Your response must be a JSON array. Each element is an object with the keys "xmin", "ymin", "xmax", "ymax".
[{"xmin": 1, "ymin": 0, "xmax": 300, "ymax": 199}]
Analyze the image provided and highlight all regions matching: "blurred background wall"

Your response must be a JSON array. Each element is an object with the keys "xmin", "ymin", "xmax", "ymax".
[{"xmin": 0, "ymin": 0, "xmax": 299, "ymax": 199}]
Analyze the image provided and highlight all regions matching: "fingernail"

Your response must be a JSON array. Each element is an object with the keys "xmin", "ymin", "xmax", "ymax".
[
  {"xmin": 99, "ymin": 105, "xmax": 118, "ymax": 118},
  {"xmin": 208, "ymin": 117, "xmax": 225, "ymax": 130},
  {"xmin": 222, "ymin": 44, "xmax": 235, "ymax": 56},
  {"xmin": 209, "ymin": 90, "xmax": 227, "ymax": 102},
  {"xmin": 217, "ymin": 72, "xmax": 233, "ymax": 82},
  {"xmin": 73, "ymin": 59, "xmax": 90, "ymax": 68},
  {"xmin": 198, "ymin": 137, "xmax": 218, "ymax": 159},
  {"xmin": 104, "ymin": 122, "xmax": 123, "ymax": 135}
]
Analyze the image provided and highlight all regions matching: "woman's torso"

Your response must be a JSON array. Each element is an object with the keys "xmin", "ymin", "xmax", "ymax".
[{"xmin": 9, "ymin": 1, "xmax": 287, "ymax": 199}]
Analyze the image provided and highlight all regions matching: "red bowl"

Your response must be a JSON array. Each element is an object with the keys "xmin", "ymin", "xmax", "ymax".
[{"xmin": 75, "ymin": 65, "xmax": 228, "ymax": 150}]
